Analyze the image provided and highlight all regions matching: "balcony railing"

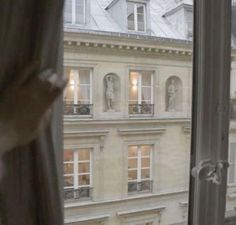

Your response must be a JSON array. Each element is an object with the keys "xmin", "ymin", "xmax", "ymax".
[
  {"xmin": 129, "ymin": 104, "xmax": 154, "ymax": 115},
  {"xmin": 64, "ymin": 187, "xmax": 92, "ymax": 201},
  {"xmin": 64, "ymin": 103, "xmax": 93, "ymax": 116},
  {"xmin": 128, "ymin": 180, "xmax": 153, "ymax": 193}
]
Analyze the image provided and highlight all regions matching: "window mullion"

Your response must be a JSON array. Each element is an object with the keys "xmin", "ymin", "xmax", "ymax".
[
  {"xmin": 134, "ymin": 4, "xmax": 138, "ymax": 31},
  {"xmin": 138, "ymin": 147, "xmax": 141, "ymax": 182},
  {"xmin": 74, "ymin": 151, "xmax": 79, "ymax": 189},
  {"xmin": 138, "ymin": 74, "xmax": 142, "ymax": 105}
]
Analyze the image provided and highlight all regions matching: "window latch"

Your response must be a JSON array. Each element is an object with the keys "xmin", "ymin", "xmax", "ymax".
[{"xmin": 191, "ymin": 160, "xmax": 229, "ymax": 185}]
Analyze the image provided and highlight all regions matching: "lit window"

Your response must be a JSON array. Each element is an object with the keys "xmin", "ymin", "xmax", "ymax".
[
  {"xmin": 127, "ymin": 1, "xmax": 146, "ymax": 32},
  {"xmin": 228, "ymin": 143, "xmax": 236, "ymax": 185},
  {"xmin": 64, "ymin": 149, "xmax": 92, "ymax": 201},
  {"xmin": 64, "ymin": 0, "xmax": 87, "ymax": 25},
  {"xmin": 64, "ymin": 68, "xmax": 92, "ymax": 115},
  {"xmin": 129, "ymin": 70, "xmax": 153, "ymax": 115},
  {"xmin": 128, "ymin": 145, "xmax": 152, "ymax": 193}
]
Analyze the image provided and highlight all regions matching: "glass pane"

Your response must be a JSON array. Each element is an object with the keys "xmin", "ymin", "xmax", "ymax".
[
  {"xmin": 79, "ymin": 149, "xmax": 90, "ymax": 161},
  {"xmin": 78, "ymin": 86, "xmax": 90, "ymax": 102},
  {"xmin": 141, "ymin": 158, "xmax": 150, "ymax": 168},
  {"xmin": 128, "ymin": 158, "xmax": 137, "ymax": 169},
  {"xmin": 79, "ymin": 175, "xmax": 90, "ymax": 186},
  {"xmin": 129, "ymin": 86, "xmax": 138, "ymax": 102},
  {"xmin": 64, "ymin": 150, "xmax": 74, "ymax": 161},
  {"xmin": 64, "ymin": 0, "xmax": 72, "ymax": 23},
  {"xmin": 75, "ymin": 0, "xmax": 85, "ymax": 24},
  {"xmin": 141, "ymin": 169, "xmax": 150, "ymax": 179},
  {"xmin": 128, "ymin": 146, "xmax": 138, "ymax": 157},
  {"xmin": 141, "ymin": 87, "xmax": 151, "ymax": 102},
  {"xmin": 141, "ymin": 72, "xmax": 152, "ymax": 86},
  {"xmin": 129, "ymin": 71, "xmax": 139, "ymax": 86},
  {"xmin": 127, "ymin": 2, "xmax": 135, "ymax": 30},
  {"xmin": 141, "ymin": 145, "xmax": 151, "ymax": 156},
  {"xmin": 79, "ymin": 69, "xmax": 90, "ymax": 84},
  {"xmin": 128, "ymin": 170, "xmax": 137, "ymax": 180},
  {"xmin": 64, "ymin": 176, "xmax": 74, "ymax": 187},
  {"xmin": 64, "ymin": 163, "xmax": 74, "ymax": 174},
  {"xmin": 79, "ymin": 162, "xmax": 90, "ymax": 173}
]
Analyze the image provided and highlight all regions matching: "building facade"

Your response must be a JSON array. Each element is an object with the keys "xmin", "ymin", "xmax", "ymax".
[{"xmin": 63, "ymin": 0, "xmax": 236, "ymax": 224}]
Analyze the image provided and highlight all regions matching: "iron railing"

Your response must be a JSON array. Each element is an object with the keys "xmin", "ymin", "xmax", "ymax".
[
  {"xmin": 129, "ymin": 104, "xmax": 154, "ymax": 115},
  {"xmin": 64, "ymin": 103, "xmax": 93, "ymax": 116},
  {"xmin": 64, "ymin": 187, "xmax": 92, "ymax": 201},
  {"xmin": 128, "ymin": 180, "xmax": 153, "ymax": 193}
]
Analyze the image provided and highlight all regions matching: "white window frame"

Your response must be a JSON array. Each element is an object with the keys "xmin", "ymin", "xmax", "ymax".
[
  {"xmin": 128, "ymin": 70, "xmax": 154, "ymax": 113},
  {"xmin": 127, "ymin": 1, "xmax": 147, "ymax": 32},
  {"xmin": 66, "ymin": 67, "xmax": 92, "ymax": 105},
  {"xmin": 128, "ymin": 145, "xmax": 153, "ymax": 192},
  {"xmin": 64, "ymin": 148, "xmax": 93, "ymax": 191},
  {"xmin": 65, "ymin": 0, "xmax": 87, "ymax": 25}
]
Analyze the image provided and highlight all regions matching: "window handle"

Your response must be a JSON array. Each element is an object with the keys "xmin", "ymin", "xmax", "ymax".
[{"xmin": 191, "ymin": 160, "xmax": 229, "ymax": 185}]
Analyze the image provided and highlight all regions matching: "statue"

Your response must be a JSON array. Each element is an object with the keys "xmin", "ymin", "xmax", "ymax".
[
  {"xmin": 167, "ymin": 79, "xmax": 177, "ymax": 111},
  {"xmin": 105, "ymin": 75, "xmax": 115, "ymax": 111}
]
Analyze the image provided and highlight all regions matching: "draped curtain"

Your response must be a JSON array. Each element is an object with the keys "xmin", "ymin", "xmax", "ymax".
[{"xmin": 0, "ymin": 1, "xmax": 64, "ymax": 225}]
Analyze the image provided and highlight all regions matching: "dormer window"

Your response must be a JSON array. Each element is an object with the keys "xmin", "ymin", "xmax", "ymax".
[
  {"xmin": 127, "ymin": 1, "xmax": 146, "ymax": 32},
  {"xmin": 64, "ymin": 0, "xmax": 87, "ymax": 25}
]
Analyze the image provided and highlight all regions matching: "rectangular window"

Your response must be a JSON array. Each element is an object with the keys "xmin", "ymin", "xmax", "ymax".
[
  {"xmin": 129, "ymin": 70, "xmax": 153, "ymax": 115},
  {"xmin": 127, "ymin": 1, "xmax": 146, "ymax": 32},
  {"xmin": 64, "ymin": 0, "xmax": 86, "ymax": 25},
  {"xmin": 228, "ymin": 143, "xmax": 236, "ymax": 185},
  {"xmin": 128, "ymin": 145, "xmax": 152, "ymax": 193},
  {"xmin": 64, "ymin": 68, "xmax": 92, "ymax": 115},
  {"xmin": 64, "ymin": 149, "xmax": 92, "ymax": 201}
]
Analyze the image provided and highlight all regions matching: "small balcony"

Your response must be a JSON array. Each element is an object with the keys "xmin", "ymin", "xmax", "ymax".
[
  {"xmin": 128, "ymin": 180, "xmax": 153, "ymax": 193},
  {"xmin": 64, "ymin": 187, "xmax": 92, "ymax": 201},
  {"xmin": 129, "ymin": 104, "xmax": 154, "ymax": 115},
  {"xmin": 64, "ymin": 103, "xmax": 93, "ymax": 116}
]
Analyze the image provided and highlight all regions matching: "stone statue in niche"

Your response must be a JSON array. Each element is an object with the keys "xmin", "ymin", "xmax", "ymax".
[
  {"xmin": 105, "ymin": 74, "xmax": 115, "ymax": 111},
  {"xmin": 167, "ymin": 79, "xmax": 178, "ymax": 111}
]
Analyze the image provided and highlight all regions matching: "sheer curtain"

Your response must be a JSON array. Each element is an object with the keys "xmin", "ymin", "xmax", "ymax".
[{"xmin": 0, "ymin": 1, "xmax": 64, "ymax": 225}]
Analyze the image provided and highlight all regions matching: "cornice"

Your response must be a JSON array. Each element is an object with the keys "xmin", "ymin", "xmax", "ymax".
[
  {"xmin": 65, "ymin": 214, "xmax": 110, "ymax": 225},
  {"xmin": 64, "ymin": 129, "xmax": 110, "ymax": 138},
  {"xmin": 118, "ymin": 128, "xmax": 166, "ymax": 136}
]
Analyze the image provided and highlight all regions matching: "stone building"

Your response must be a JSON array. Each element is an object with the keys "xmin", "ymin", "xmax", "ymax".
[{"xmin": 63, "ymin": 0, "xmax": 236, "ymax": 224}]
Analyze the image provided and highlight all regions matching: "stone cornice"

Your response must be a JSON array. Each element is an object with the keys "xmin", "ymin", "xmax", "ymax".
[
  {"xmin": 118, "ymin": 128, "xmax": 166, "ymax": 136},
  {"xmin": 117, "ymin": 206, "xmax": 166, "ymax": 217},
  {"xmin": 64, "ymin": 129, "xmax": 109, "ymax": 138}
]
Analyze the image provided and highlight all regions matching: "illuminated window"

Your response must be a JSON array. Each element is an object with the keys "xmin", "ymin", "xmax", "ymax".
[
  {"xmin": 129, "ymin": 70, "xmax": 153, "ymax": 115},
  {"xmin": 64, "ymin": 68, "xmax": 92, "ymax": 115},
  {"xmin": 127, "ymin": 1, "xmax": 146, "ymax": 32},
  {"xmin": 128, "ymin": 145, "xmax": 152, "ymax": 193},
  {"xmin": 64, "ymin": 149, "xmax": 92, "ymax": 200},
  {"xmin": 64, "ymin": 0, "xmax": 87, "ymax": 25}
]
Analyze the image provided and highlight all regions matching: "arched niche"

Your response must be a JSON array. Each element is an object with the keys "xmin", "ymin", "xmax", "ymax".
[
  {"xmin": 103, "ymin": 73, "xmax": 120, "ymax": 112},
  {"xmin": 165, "ymin": 76, "xmax": 183, "ymax": 112}
]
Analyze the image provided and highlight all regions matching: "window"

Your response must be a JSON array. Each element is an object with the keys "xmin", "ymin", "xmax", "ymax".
[
  {"xmin": 129, "ymin": 70, "xmax": 153, "ymax": 115},
  {"xmin": 228, "ymin": 143, "xmax": 236, "ymax": 185},
  {"xmin": 64, "ymin": 149, "xmax": 92, "ymax": 200},
  {"xmin": 64, "ymin": 68, "xmax": 92, "ymax": 115},
  {"xmin": 128, "ymin": 145, "xmax": 152, "ymax": 193},
  {"xmin": 64, "ymin": 0, "xmax": 87, "ymax": 25},
  {"xmin": 127, "ymin": 1, "xmax": 146, "ymax": 32}
]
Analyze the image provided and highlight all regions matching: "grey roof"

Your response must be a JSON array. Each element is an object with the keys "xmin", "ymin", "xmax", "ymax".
[{"xmin": 65, "ymin": 0, "xmax": 193, "ymax": 41}]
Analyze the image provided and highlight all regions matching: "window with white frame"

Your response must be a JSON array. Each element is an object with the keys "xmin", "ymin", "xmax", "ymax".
[
  {"xmin": 64, "ymin": 0, "xmax": 87, "ymax": 25},
  {"xmin": 64, "ymin": 149, "xmax": 92, "ymax": 200},
  {"xmin": 129, "ymin": 70, "xmax": 153, "ymax": 115},
  {"xmin": 127, "ymin": 1, "xmax": 146, "ymax": 32},
  {"xmin": 228, "ymin": 142, "xmax": 236, "ymax": 185},
  {"xmin": 64, "ymin": 68, "xmax": 92, "ymax": 115},
  {"xmin": 128, "ymin": 145, "xmax": 153, "ymax": 193}
]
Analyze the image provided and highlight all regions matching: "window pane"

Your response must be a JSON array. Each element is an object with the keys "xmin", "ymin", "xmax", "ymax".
[
  {"xmin": 64, "ymin": 0, "xmax": 72, "ymax": 23},
  {"xmin": 75, "ymin": 0, "xmax": 85, "ymax": 24},
  {"xmin": 128, "ymin": 158, "xmax": 138, "ymax": 169},
  {"xmin": 141, "ymin": 145, "xmax": 151, "ymax": 156},
  {"xmin": 129, "ymin": 86, "xmax": 138, "ymax": 102},
  {"xmin": 128, "ymin": 146, "xmax": 138, "ymax": 157},
  {"xmin": 141, "ymin": 87, "xmax": 151, "ymax": 102},
  {"xmin": 79, "ymin": 162, "xmax": 90, "ymax": 173},
  {"xmin": 64, "ymin": 150, "xmax": 74, "ymax": 161},
  {"xmin": 128, "ymin": 170, "xmax": 137, "ymax": 180},
  {"xmin": 141, "ymin": 72, "xmax": 152, "ymax": 86},
  {"xmin": 141, "ymin": 158, "xmax": 150, "ymax": 168},
  {"xmin": 79, "ymin": 69, "xmax": 90, "ymax": 84},
  {"xmin": 64, "ymin": 176, "xmax": 74, "ymax": 187},
  {"xmin": 64, "ymin": 163, "xmax": 74, "ymax": 174},
  {"xmin": 127, "ymin": 2, "xmax": 135, "ymax": 30},
  {"xmin": 79, "ymin": 149, "xmax": 90, "ymax": 161},
  {"xmin": 79, "ymin": 175, "xmax": 90, "ymax": 186},
  {"xmin": 141, "ymin": 169, "xmax": 150, "ymax": 179},
  {"xmin": 78, "ymin": 86, "xmax": 90, "ymax": 102}
]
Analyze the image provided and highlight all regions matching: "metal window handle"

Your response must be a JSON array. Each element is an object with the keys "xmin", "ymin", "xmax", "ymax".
[{"xmin": 191, "ymin": 160, "xmax": 229, "ymax": 185}]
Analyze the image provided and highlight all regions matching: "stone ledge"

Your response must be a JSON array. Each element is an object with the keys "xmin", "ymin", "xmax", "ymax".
[{"xmin": 118, "ymin": 128, "xmax": 166, "ymax": 136}]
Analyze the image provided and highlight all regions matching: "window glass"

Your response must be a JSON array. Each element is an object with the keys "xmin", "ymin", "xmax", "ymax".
[{"xmin": 127, "ymin": 2, "xmax": 135, "ymax": 30}]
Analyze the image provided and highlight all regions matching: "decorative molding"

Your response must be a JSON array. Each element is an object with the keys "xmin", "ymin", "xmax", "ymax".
[
  {"xmin": 64, "ymin": 129, "xmax": 109, "ymax": 138},
  {"xmin": 117, "ymin": 206, "xmax": 166, "ymax": 218},
  {"xmin": 118, "ymin": 128, "xmax": 166, "ymax": 136},
  {"xmin": 65, "ymin": 214, "xmax": 110, "ymax": 225}
]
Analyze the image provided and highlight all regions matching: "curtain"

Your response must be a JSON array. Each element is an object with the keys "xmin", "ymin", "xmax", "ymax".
[{"xmin": 0, "ymin": 1, "xmax": 64, "ymax": 225}]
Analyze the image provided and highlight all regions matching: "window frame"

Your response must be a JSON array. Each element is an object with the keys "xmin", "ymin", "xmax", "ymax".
[{"xmin": 127, "ymin": 1, "xmax": 147, "ymax": 32}]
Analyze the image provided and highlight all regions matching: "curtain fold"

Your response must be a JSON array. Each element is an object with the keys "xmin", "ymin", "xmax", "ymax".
[{"xmin": 0, "ymin": 1, "xmax": 64, "ymax": 225}]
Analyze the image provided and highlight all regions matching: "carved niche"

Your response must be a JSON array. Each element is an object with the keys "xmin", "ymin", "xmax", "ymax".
[
  {"xmin": 103, "ymin": 73, "xmax": 120, "ymax": 112},
  {"xmin": 165, "ymin": 76, "xmax": 183, "ymax": 112}
]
